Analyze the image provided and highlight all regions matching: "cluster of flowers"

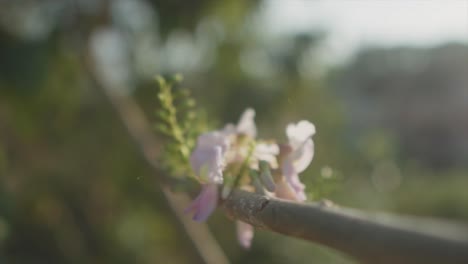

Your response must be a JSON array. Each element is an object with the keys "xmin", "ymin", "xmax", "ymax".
[{"xmin": 185, "ymin": 108, "xmax": 315, "ymax": 248}]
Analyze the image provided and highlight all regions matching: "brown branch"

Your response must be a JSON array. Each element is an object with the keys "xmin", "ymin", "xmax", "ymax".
[{"xmin": 223, "ymin": 190, "xmax": 468, "ymax": 264}]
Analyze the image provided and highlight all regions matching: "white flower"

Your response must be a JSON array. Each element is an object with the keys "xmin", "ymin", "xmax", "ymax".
[
  {"xmin": 285, "ymin": 120, "xmax": 315, "ymax": 173},
  {"xmin": 278, "ymin": 120, "xmax": 315, "ymax": 201}
]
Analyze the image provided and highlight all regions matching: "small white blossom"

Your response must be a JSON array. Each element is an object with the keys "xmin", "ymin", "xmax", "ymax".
[
  {"xmin": 285, "ymin": 120, "xmax": 315, "ymax": 173},
  {"xmin": 278, "ymin": 120, "xmax": 315, "ymax": 201}
]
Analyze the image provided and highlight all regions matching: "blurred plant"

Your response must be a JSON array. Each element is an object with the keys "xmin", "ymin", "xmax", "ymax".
[
  {"xmin": 153, "ymin": 77, "xmax": 317, "ymax": 248},
  {"xmin": 154, "ymin": 75, "xmax": 206, "ymax": 177}
]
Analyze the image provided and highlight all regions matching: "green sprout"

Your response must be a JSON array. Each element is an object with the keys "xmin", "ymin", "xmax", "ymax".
[{"xmin": 153, "ymin": 75, "xmax": 205, "ymax": 178}]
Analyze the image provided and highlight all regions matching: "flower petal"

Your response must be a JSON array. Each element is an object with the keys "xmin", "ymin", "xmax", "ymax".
[
  {"xmin": 291, "ymin": 138, "xmax": 314, "ymax": 173},
  {"xmin": 184, "ymin": 184, "xmax": 218, "ymax": 222},
  {"xmin": 275, "ymin": 178, "xmax": 301, "ymax": 201},
  {"xmin": 281, "ymin": 161, "xmax": 307, "ymax": 201},
  {"xmin": 253, "ymin": 143, "xmax": 279, "ymax": 169},
  {"xmin": 286, "ymin": 120, "xmax": 315, "ymax": 148},
  {"xmin": 236, "ymin": 108, "xmax": 257, "ymax": 138},
  {"xmin": 287, "ymin": 173, "xmax": 307, "ymax": 201},
  {"xmin": 236, "ymin": 221, "xmax": 254, "ymax": 249},
  {"xmin": 190, "ymin": 146, "xmax": 224, "ymax": 184}
]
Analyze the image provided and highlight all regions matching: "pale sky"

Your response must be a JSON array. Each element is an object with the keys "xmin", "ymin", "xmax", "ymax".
[{"xmin": 260, "ymin": 0, "xmax": 468, "ymax": 64}]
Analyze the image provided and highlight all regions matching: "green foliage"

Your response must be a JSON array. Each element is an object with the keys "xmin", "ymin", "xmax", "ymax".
[{"xmin": 153, "ymin": 75, "xmax": 206, "ymax": 178}]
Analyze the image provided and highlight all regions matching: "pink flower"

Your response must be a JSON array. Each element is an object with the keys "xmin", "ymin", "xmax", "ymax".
[
  {"xmin": 187, "ymin": 108, "xmax": 258, "ymax": 223},
  {"xmin": 285, "ymin": 120, "xmax": 315, "ymax": 172},
  {"xmin": 190, "ymin": 132, "xmax": 229, "ymax": 184},
  {"xmin": 236, "ymin": 221, "xmax": 254, "ymax": 249},
  {"xmin": 187, "ymin": 132, "xmax": 229, "ymax": 221},
  {"xmin": 184, "ymin": 184, "xmax": 218, "ymax": 222},
  {"xmin": 278, "ymin": 121, "xmax": 315, "ymax": 201}
]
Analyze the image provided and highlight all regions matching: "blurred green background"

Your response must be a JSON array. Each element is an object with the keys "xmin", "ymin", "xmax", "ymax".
[{"xmin": 1, "ymin": 0, "xmax": 467, "ymax": 263}]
